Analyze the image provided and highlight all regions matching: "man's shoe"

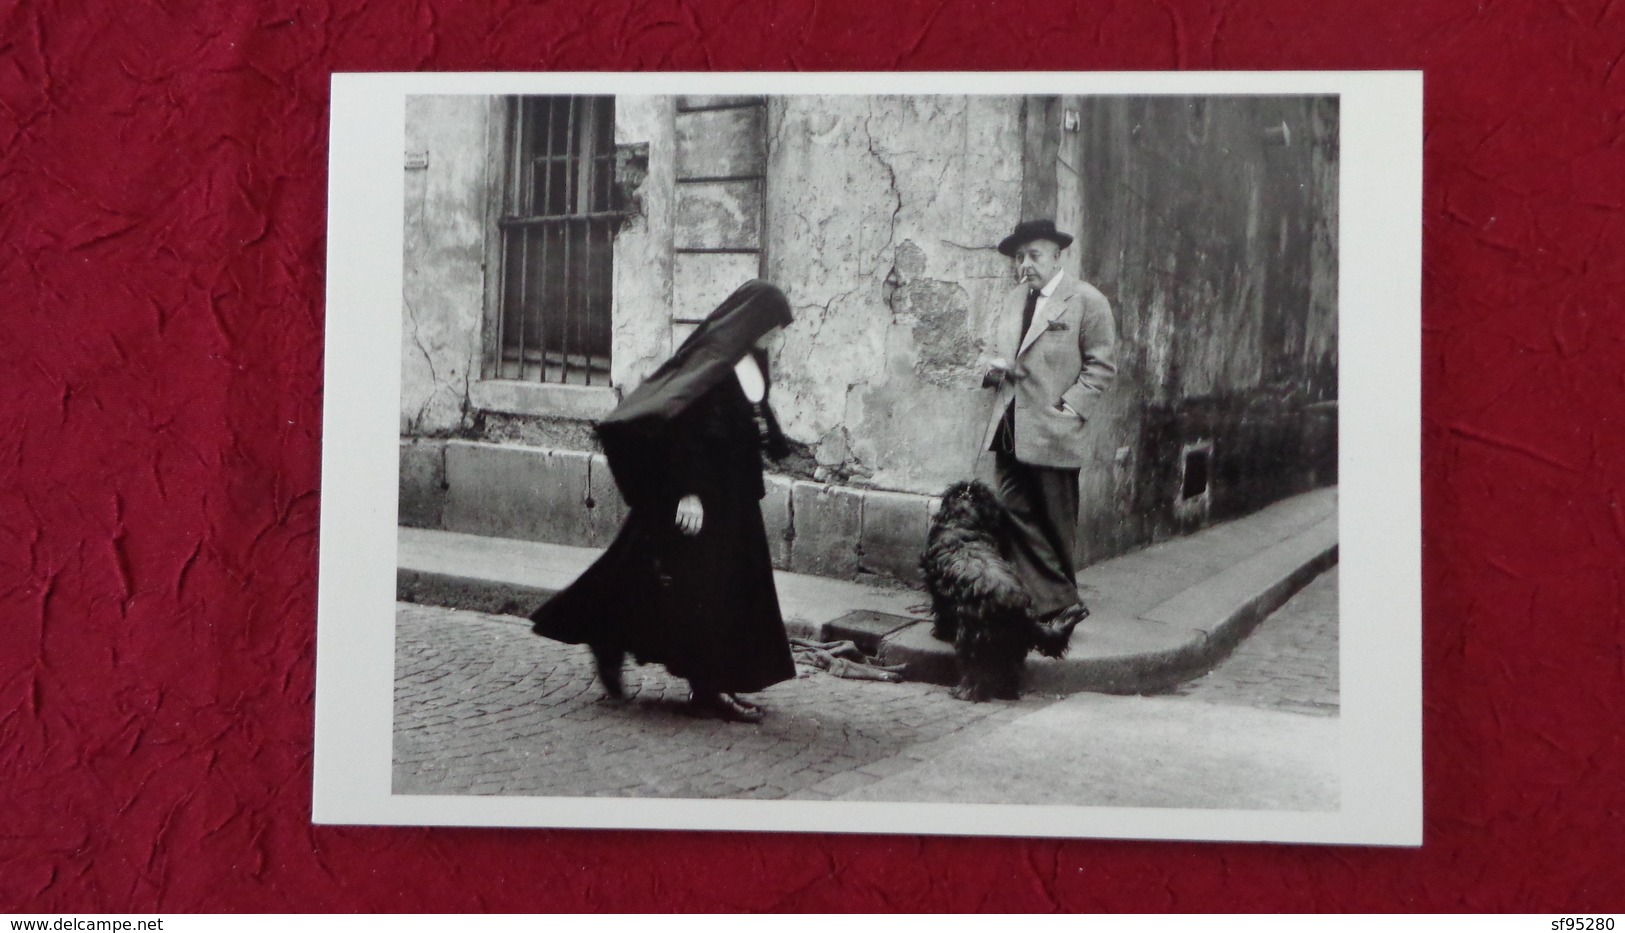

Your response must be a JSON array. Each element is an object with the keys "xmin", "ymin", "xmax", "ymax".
[{"xmin": 1033, "ymin": 604, "xmax": 1088, "ymax": 659}]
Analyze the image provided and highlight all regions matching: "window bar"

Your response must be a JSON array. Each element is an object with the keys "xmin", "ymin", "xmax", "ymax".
[
  {"xmin": 674, "ymin": 173, "xmax": 767, "ymax": 185},
  {"xmin": 578, "ymin": 101, "xmax": 597, "ymax": 381},
  {"xmin": 522, "ymin": 102, "xmax": 536, "ymax": 216},
  {"xmin": 500, "ymin": 97, "xmax": 519, "ymax": 377},
  {"xmin": 596, "ymin": 217, "xmax": 609, "ymax": 385},
  {"xmin": 600, "ymin": 98, "xmax": 615, "ymax": 211},
  {"xmin": 499, "ymin": 211, "xmax": 627, "ymax": 226},
  {"xmin": 598, "ymin": 97, "xmax": 611, "ymax": 383},
  {"xmin": 675, "ymin": 98, "xmax": 764, "ymax": 114},
  {"xmin": 605, "ymin": 220, "xmax": 614, "ymax": 384},
  {"xmin": 535, "ymin": 217, "xmax": 551, "ymax": 383},
  {"xmin": 573, "ymin": 217, "xmax": 586, "ymax": 384},
  {"xmin": 560, "ymin": 212, "xmax": 573, "ymax": 385},
  {"xmin": 591, "ymin": 219, "xmax": 604, "ymax": 386},
  {"xmin": 584, "ymin": 99, "xmax": 599, "ymax": 215},
  {"xmin": 492, "ymin": 97, "xmax": 516, "ymax": 377},
  {"xmin": 550, "ymin": 97, "xmax": 578, "ymax": 383},
  {"xmin": 563, "ymin": 215, "xmax": 576, "ymax": 385},
  {"xmin": 758, "ymin": 109, "xmax": 768, "ymax": 280},
  {"xmin": 588, "ymin": 217, "xmax": 601, "ymax": 385},
  {"xmin": 535, "ymin": 98, "xmax": 558, "ymax": 382},
  {"xmin": 574, "ymin": 218, "xmax": 585, "ymax": 384},
  {"xmin": 512, "ymin": 229, "xmax": 531, "ymax": 380},
  {"xmin": 509, "ymin": 99, "xmax": 529, "ymax": 379},
  {"xmin": 564, "ymin": 96, "xmax": 579, "ymax": 220},
  {"xmin": 568, "ymin": 102, "xmax": 592, "ymax": 383},
  {"xmin": 541, "ymin": 97, "xmax": 556, "ymax": 216},
  {"xmin": 673, "ymin": 247, "xmax": 763, "ymax": 254},
  {"xmin": 580, "ymin": 215, "xmax": 592, "ymax": 384},
  {"xmin": 595, "ymin": 98, "xmax": 607, "ymax": 208},
  {"xmin": 582, "ymin": 214, "xmax": 594, "ymax": 384}
]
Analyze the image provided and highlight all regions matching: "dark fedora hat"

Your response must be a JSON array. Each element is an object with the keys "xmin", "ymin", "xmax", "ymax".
[{"xmin": 997, "ymin": 219, "xmax": 1074, "ymax": 257}]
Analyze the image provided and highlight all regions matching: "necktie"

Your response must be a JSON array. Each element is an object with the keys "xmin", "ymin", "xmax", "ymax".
[
  {"xmin": 1019, "ymin": 287, "xmax": 1040, "ymax": 349},
  {"xmin": 994, "ymin": 288, "xmax": 1042, "ymax": 455}
]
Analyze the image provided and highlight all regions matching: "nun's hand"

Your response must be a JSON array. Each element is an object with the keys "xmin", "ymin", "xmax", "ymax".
[{"xmin": 675, "ymin": 494, "xmax": 704, "ymax": 536}]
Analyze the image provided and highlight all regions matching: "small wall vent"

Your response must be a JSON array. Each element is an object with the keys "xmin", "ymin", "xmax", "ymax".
[
  {"xmin": 1174, "ymin": 439, "xmax": 1214, "ymax": 522},
  {"xmin": 1181, "ymin": 445, "xmax": 1211, "ymax": 500}
]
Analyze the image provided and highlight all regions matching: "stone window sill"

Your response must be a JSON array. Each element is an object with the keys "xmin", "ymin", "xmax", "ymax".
[{"xmin": 469, "ymin": 379, "xmax": 620, "ymax": 421}]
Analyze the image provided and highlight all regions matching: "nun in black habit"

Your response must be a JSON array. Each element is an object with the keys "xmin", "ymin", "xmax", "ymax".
[{"xmin": 531, "ymin": 280, "xmax": 797, "ymax": 723}]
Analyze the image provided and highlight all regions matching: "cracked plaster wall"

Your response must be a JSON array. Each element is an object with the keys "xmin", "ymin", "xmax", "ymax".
[
  {"xmin": 400, "ymin": 95, "xmax": 1337, "ymax": 557},
  {"xmin": 764, "ymin": 95, "xmax": 1024, "ymax": 495},
  {"xmin": 399, "ymin": 95, "xmax": 1034, "ymax": 497},
  {"xmin": 401, "ymin": 96, "xmax": 488, "ymax": 435},
  {"xmin": 608, "ymin": 96, "xmax": 677, "ymax": 389}
]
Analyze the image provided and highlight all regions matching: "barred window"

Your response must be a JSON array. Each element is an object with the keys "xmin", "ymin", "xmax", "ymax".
[{"xmin": 494, "ymin": 96, "xmax": 620, "ymax": 385}]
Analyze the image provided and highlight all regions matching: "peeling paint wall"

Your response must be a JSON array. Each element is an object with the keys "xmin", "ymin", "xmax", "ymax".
[
  {"xmin": 401, "ymin": 94, "xmax": 1338, "ymax": 573},
  {"xmin": 401, "ymin": 96, "xmax": 490, "ymax": 435},
  {"xmin": 608, "ymin": 96, "xmax": 677, "ymax": 388},
  {"xmin": 402, "ymin": 94, "xmax": 1038, "ymax": 494},
  {"xmin": 1070, "ymin": 96, "xmax": 1340, "ymax": 561},
  {"xmin": 764, "ymin": 95, "xmax": 1024, "ymax": 494}
]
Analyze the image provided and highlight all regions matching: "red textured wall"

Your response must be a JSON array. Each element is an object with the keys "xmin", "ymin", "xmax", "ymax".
[{"xmin": 3, "ymin": 0, "xmax": 1621, "ymax": 912}]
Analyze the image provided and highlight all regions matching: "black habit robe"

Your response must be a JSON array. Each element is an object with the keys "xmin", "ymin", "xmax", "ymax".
[{"xmin": 530, "ymin": 281, "xmax": 797, "ymax": 694}]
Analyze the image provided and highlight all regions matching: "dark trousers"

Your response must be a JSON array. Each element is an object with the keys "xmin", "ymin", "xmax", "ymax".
[{"xmin": 992, "ymin": 451, "xmax": 1081, "ymax": 619}]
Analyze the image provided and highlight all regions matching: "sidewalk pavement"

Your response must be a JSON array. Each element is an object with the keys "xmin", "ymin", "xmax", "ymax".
[{"xmin": 397, "ymin": 486, "xmax": 1337, "ymax": 695}]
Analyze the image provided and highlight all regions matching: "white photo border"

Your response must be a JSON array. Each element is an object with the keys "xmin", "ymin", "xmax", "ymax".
[{"xmin": 315, "ymin": 71, "xmax": 1422, "ymax": 845}]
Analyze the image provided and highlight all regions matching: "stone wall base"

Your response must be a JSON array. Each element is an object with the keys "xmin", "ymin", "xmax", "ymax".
[{"xmin": 400, "ymin": 438, "xmax": 937, "ymax": 586}]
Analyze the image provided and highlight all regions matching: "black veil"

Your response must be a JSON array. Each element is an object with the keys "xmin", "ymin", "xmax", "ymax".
[{"xmin": 596, "ymin": 280, "xmax": 793, "ymax": 509}]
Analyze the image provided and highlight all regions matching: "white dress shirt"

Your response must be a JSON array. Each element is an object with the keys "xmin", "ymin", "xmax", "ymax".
[{"xmin": 1024, "ymin": 268, "xmax": 1066, "ymax": 344}]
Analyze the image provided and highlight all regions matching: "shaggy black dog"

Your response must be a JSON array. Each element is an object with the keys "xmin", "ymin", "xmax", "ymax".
[{"xmin": 922, "ymin": 480, "xmax": 1077, "ymax": 702}]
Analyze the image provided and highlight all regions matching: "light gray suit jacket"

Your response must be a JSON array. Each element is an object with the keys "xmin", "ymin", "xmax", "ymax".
[{"xmin": 979, "ymin": 272, "xmax": 1118, "ymax": 469}]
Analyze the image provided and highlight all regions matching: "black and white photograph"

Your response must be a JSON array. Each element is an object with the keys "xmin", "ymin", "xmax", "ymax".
[{"xmin": 315, "ymin": 72, "xmax": 1421, "ymax": 844}]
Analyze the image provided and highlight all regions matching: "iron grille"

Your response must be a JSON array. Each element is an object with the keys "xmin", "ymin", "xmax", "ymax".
[{"xmin": 495, "ymin": 96, "xmax": 621, "ymax": 385}]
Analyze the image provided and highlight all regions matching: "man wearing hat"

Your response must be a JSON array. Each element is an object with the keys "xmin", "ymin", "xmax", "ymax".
[{"xmin": 980, "ymin": 219, "xmax": 1118, "ymax": 636}]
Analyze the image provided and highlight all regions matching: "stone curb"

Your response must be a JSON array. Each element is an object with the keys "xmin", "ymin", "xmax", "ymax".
[
  {"xmin": 395, "ymin": 528, "xmax": 926, "ymax": 645},
  {"xmin": 876, "ymin": 515, "xmax": 1339, "ymax": 695},
  {"xmin": 395, "ymin": 492, "xmax": 1339, "ymax": 697},
  {"xmin": 395, "ymin": 566, "xmax": 833, "ymax": 644},
  {"xmin": 396, "ymin": 569, "xmax": 553, "ymax": 621}
]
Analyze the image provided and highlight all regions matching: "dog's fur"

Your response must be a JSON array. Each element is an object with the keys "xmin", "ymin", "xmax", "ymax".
[{"xmin": 922, "ymin": 480, "xmax": 1071, "ymax": 701}]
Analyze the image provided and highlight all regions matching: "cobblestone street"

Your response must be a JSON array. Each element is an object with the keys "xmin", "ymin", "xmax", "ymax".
[
  {"xmin": 830, "ymin": 567, "xmax": 1341, "ymax": 810},
  {"xmin": 393, "ymin": 567, "xmax": 1339, "ymax": 804},
  {"xmin": 1171, "ymin": 567, "xmax": 1340, "ymax": 715},
  {"xmin": 393, "ymin": 603, "xmax": 1051, "ymax": 800}
]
